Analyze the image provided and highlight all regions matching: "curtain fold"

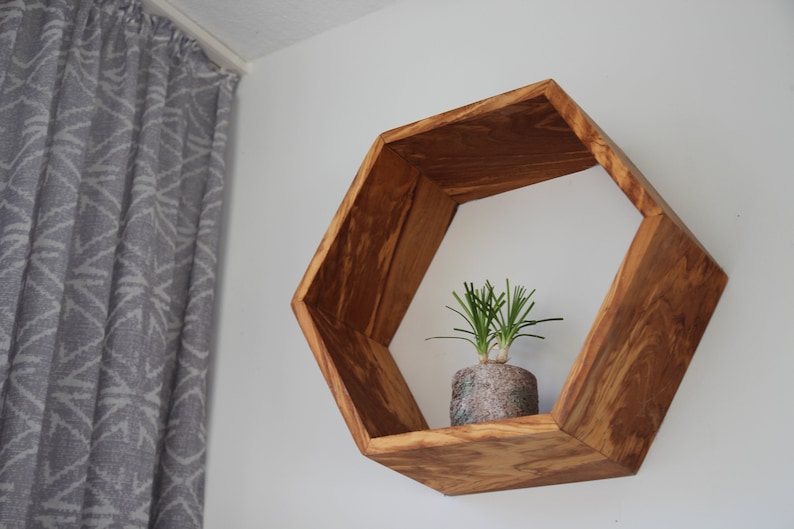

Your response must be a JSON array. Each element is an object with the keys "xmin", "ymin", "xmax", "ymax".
[{"xmin": 0, "ymin": 1, "xmax": 239, "ymax": 527}]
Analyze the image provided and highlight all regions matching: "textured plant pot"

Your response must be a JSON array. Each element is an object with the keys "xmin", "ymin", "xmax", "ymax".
[{"xmin": 450, "ymin": 364, "xmax": 539, "ymax": 426}]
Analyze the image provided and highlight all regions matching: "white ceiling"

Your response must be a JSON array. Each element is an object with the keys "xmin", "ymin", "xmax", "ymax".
[{"xmin": 150, "ymin": 0, "xmax": 403, "ymax": 67}]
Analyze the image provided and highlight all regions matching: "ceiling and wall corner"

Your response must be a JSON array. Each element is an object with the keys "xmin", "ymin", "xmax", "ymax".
[{"xmin": 142, "ymin": 0, "xmax": 404, "ymax": 73}]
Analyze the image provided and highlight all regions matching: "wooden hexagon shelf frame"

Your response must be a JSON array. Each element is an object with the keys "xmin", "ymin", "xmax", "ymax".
[{"xmin": 292, "ymin": 79, "xmax": 727, "ymax": 495}]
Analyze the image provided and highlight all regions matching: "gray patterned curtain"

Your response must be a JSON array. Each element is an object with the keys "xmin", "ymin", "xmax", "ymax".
[{"xmin": 0, "ymin": 1, "xmax": 238, "ymax": 527}]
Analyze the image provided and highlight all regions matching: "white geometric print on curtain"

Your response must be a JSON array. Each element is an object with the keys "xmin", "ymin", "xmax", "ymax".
[{"xmin": 0, "ymin": 1, "xmax": 239, "ymax": 527}]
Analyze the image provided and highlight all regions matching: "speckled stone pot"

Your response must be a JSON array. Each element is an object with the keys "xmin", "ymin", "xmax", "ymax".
[{"xmin": 450, "ymin": 364, "xmax": 539, "ymax": 426}]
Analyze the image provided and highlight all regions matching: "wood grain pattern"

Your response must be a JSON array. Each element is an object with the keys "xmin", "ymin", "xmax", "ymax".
[
  {"xmin": 366, "ymin": 416, "xmax": 632, "ymax": 495},
  {"xmin": 291, "ymin": 301, "xmax": 374, "ymax": 452},
  {"xmin": 292, "ymin": 137, "xmax": 392, "ymax": 306},
  {"xmin": 367, "ymin": 164, "xmax": 457, "ymax": 344},
  {"xmin": 368, "ymin": 413, "xmax": 561, "ymax": 452},
  {"xmin": 381, "ymin": 80, "xmax": 554, "ymax": 143},
  {"xmin": 386, "ymin": 94, "xmax": 596, "ymax": 203},
  {"xmin": 300, "ymin": 304, "xmax": 428, "ymax": 443},
  {"xmin": 293, "ymin": 79, "xmax": 728, "ymax": 494},
  {"xmin": 552, "ymin": 214, "xmax": 728, "ymax": 470},
  {"xmin": 299, "ymin": 139, "xmax": 415, "ymax": 329},
  {"xmin": 543, "ymin": 80, "xmax": 718, "ymax": 259},
  {"xmin": 543, "ymin": 80, "xmax": 667, "ymax": 218},
  {"xmin": 298, "ymin": 139, "xmax": 455, "ymax": 342}
]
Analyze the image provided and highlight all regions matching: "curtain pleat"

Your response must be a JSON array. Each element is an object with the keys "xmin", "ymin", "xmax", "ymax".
[{"xmin": 0, "ymin": 1, "xmax": 239, "ymax": 527}]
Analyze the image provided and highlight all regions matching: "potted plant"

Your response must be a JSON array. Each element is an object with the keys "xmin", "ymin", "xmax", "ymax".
[{"xmin": 428, "ymin": 280, "xmax": 563, "ymax": 426}]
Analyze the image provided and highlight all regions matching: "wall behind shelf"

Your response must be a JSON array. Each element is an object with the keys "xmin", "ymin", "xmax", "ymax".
[
  {"xmin": 205, "ymin": 1, "xmax": 794, "ymax": 527},
  {"xmin": 390, "ymin": 166, "xmax": 643, "ymax": 426}
]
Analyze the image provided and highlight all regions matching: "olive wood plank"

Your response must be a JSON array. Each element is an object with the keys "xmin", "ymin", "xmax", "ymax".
[
  {"xmin": 296, "ymin": 139, "xmax": 456, "ymax": 344},
  {"xmin": 552, "ymin": 214, "xmax": 728, "ymax": 470},
  {"xmin": 366, "ymin": 415, "xmax": 632, "ymax": 495},
  {"xmin": 294, "ymin": 304, "xmax": 428, "ymax": 449},
  {"xmin": 297, "ymin": 139, "xmax": 416, "ymax": 332},
  {"xmin": 381, "ymin": 80, "xmax": 553, "ymax": 143},
  {"xmin": 543, "ymin": 80, "xmax": 667, "ymax": 219},
  {"xmin": 543, "ymin": 80, "xmax": 717, "ymax": 262},
  {"xmin": 367, "ymin": 162, "xmax": 457, "ymax": 344},
  {"xmin": 385, "ymin": 93, "xmax": 597, "ymax": 203},
  {"xmin": 292, "ymin": 301, "xmax": 374, "ymax": 452}
]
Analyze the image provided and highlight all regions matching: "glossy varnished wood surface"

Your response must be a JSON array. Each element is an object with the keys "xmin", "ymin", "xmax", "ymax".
[
  {"xmin": 291, "ymin": 301, "xmax": 375, "ymax": 453},
  {"xmin": 298, "ymin": 139, "xmax": 456, "ymax": 345},
  {"xmin": 366, "ymin": 415, "xmax": 632, "ymax": 494},
  {"xmin": 552, "ymin": 214, "xmax": 728, "ymax": 470},
  {"xmin": 292, "ymin": 78, "xmax": 728, "ymax": 493},
  {"xmin": 543, "ymin": 81, "xmax": 666, "ymax": 218},
  {"xmin": 303, "ymin": 305, "xmax": 427, "ymax": 442},
  {"xmin": 366, "ymin": 171, "xmax": 457, "ymax": 344},
  {"xmin": 385, "ymin": 94, "xmax": 597, "ymax": 203}
]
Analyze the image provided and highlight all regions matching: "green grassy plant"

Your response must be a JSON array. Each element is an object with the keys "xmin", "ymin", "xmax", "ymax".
[
  {"xmin": 492, "ymin": 279, "xmax": 564, "ymax": 363},
  {"xmin": 428, "ymin": 279, "xmax": 562, "ymax": 364}
]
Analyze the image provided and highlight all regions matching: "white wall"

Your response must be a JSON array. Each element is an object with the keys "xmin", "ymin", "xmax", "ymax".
[{"xmin": 204, "ymin": 1, "xmax": 794, "ymax": 527}]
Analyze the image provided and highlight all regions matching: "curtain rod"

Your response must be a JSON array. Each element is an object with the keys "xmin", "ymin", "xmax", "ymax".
[{"xmin": 141, "ymin": 0, "xmax": 249, "ymax": 74}]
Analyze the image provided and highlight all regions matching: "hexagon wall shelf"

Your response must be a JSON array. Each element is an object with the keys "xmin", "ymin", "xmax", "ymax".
[{"xmin": 292, "ymin": 79, "xmax": 727, "ymax": 495}]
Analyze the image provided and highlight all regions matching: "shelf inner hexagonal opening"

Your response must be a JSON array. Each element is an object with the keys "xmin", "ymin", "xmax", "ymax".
[{"xmin": 390, "ymin": 165, "xmax": 643, "ymax": 429}]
